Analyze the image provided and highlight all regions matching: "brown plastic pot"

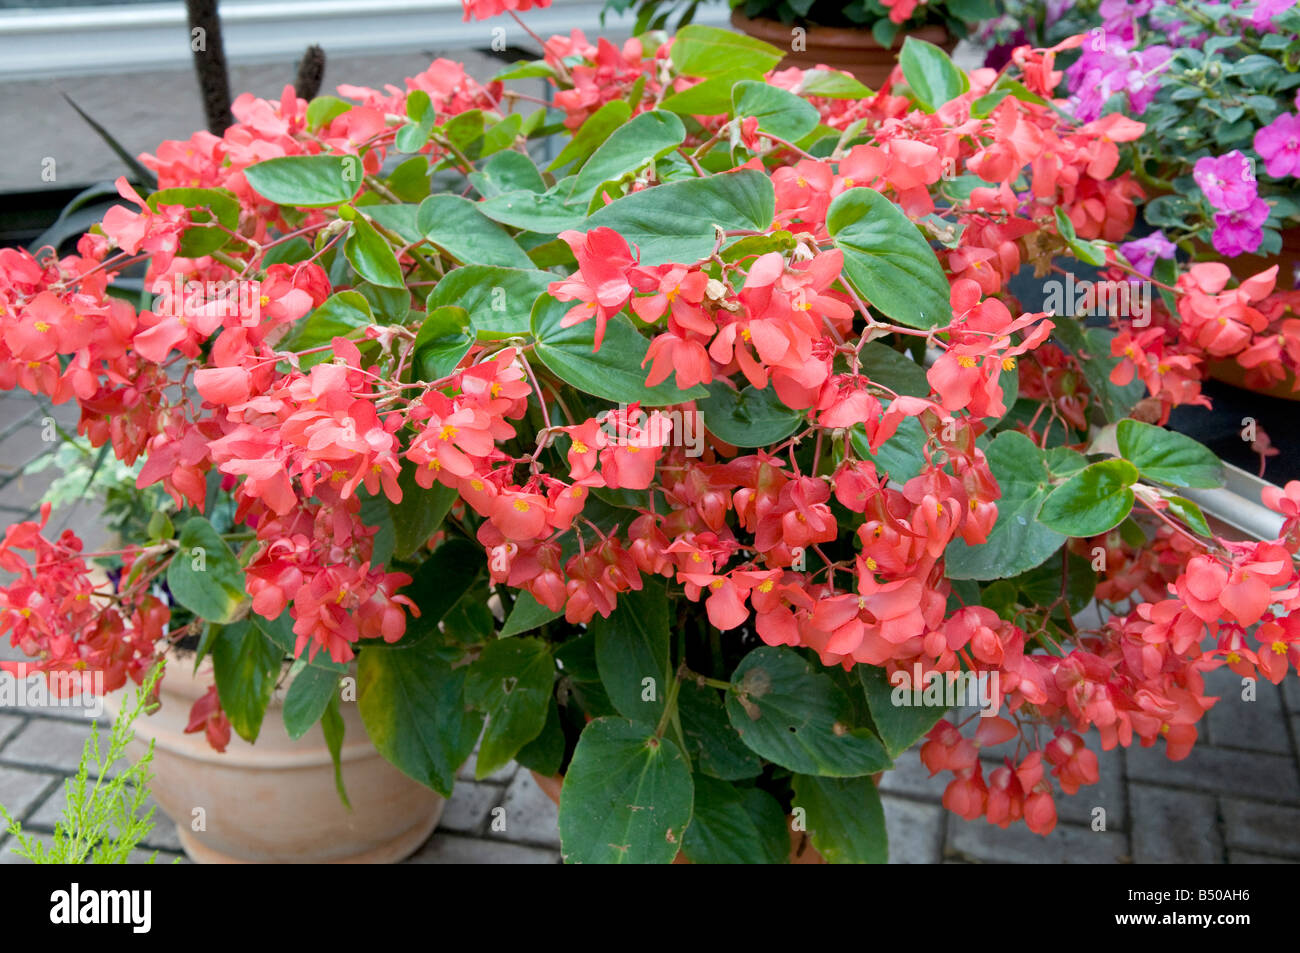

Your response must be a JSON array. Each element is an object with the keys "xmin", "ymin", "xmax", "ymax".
[
  {"xmin": 730, "ymin": 10, "xmax": 955, "ymax": 90},
  {"xmin": 531, "ymin": 770, "xmax": 827, "ymax": 864},
  {"xmin": 105, "ymin": 658, "xmax": 444, "ymax": 863}
]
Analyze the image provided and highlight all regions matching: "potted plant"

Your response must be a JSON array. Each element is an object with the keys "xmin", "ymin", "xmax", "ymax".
[
  {"xmin": 2, "ymin": 6, "xmax": 1300, "ymax": 864},
  {"xmin": 983, "ymin": 2, "xmax": 1300, "ymax": 400},
  {"xmin": 599, "ymin": 0, "xmax": 996, "ymax": 88}
]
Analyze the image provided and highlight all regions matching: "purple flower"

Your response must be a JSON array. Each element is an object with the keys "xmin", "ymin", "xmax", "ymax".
[
  {"xmin": 1045, "ymin": 0, "xmax": 1072, "ymax": 26},
  {"xmin": 1099, "ymin": 0, "xmax": 1152, "ymax": 42},
  {"xmin": 1064, "ymin": 34, "xmax": 1171, "ymax": 122},
  {"xmin": 1120, "ymin": 230, "xmax": 1177, "ymax": 275},
  {"xmin": 1251, "ymin": 0, "xmax": 1296, "ymax": 30},
  {"xmin": 1193, "ymin": 151, "xmax": 1259, "ymax": 212},
  {"xmin": 1126, "ymin": 45, "xmax": 1172, "ymax": 114},
  {"xmin": 1211, "ymin": 198, "xmax": 1270, "ymax": 256},
  {"xmin": 1255, "ymin": 113, "xmax": 1300, "ymax": 178}
]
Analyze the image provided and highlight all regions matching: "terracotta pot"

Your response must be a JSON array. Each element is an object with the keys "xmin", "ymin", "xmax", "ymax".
[
  {"xmin": 530, "ymin": 770, "xmax": 826, "ymax": 864},
  {"xmin": 730, "ymin": 10, "xmax": 955, "ymax": 91},
  {"xmin": 105, "ymin": 658, "xmax": 443, "ymax": 863}
]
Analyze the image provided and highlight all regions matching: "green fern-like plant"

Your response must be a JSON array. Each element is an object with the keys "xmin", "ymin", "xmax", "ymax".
[{"xmin": 1, "ymin": 664, "xmax": 170, "ymax": 864}]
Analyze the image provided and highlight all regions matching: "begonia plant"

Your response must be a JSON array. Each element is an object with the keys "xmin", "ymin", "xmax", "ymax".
[{"xmin": 3, "ymin": 5, "xmax": 1300, "ymax": 864}]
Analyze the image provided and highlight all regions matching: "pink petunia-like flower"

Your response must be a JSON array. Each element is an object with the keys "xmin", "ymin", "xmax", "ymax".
[
  {"xmin": 1211, "ymin": 197, "xmax": 1270, "ymax": 256},
  {"xmin": 1193, "ymin": 151, "xmax": 1259, "ymax": 212},
  {"xmin": 1255, "ymin": 112, "xmax": 1300, "ymax": 179}
]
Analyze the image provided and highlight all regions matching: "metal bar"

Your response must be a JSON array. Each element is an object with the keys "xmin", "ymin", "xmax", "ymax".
[{"xmin": 0, "ymin": 0, "xmax": 728, "ymax": 80}]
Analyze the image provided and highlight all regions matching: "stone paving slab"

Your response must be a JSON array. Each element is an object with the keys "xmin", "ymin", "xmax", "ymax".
[{"xmin": 1128, "ymin": 785, "xmax": 1223, "ymax": 864}]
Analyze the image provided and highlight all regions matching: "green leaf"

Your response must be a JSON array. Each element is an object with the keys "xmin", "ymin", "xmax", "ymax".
[
  {"xmin": 476, "ymin": 186, "xmax": 588, "ymax": 234},
  {"xmin": 166, "ymin": 517, "xmax": 246, "ymax": 623},
  {"xmin": 471, "ymin": 150, "xmax": 547, "ymax": 198},
  {"xmin": 1045, "ymin": 445, "xmax": 1089, "ymax": 478},
  {"xmin": 945, "ymin": 431, "xmax": 1067, "ymax": 580},
  {"xmin": 725, "ymin": 646, "xmax": 892, "ymax": 777},
  {"xmin": 1115, "ymin": 419, "xmax": 1222, "ymax": 489},
  {"xmin": 858, "ymin": 665, "xmax": 946, "ymax": 758},
  {"xmin": 682, "ymin": 775, "xmax": 788, "ymax": 863},
  {"xmin": 305, "ymin": 95, "xmax": 352, "ymax": 131},
  {"xmin": 146, "ymin": 187, "xmax": 239, "ymax": 258},
  {"xmin": 283, "ymin": 665, "xmax": 340, "ymax": 740},
  {"xmin": 416, "ymin": 195, "xmax": 534, "ymax": 268},
  {"xmin": 364, "ymin": 203, "xmax": 422, "ymax": 244},
  {"xmin": 514, "ymin": 694, "xmax": 565, "ymax": 776},
  {"xmin": 585, "ymin": 168, "xmax": 776, "ymax": 267},
  {"xmin": 671, "ymin": 24, "xmax": 783, "ymax": 77},
  {"xmin": 1166, "ymin": 495, "xmax": 1212, "ymax": 537},
  {"xmin": 1038, "ymin": 459, "xmax": 1139, "ymax": 537},
  {"xmin": 678, "ymin": 680, "xmax": 763, "ymax": 780},
  {"xmin": 243, "ymin": 155, "xmax": 362, "ymax": 207},
  {"xmin": 795, "ymin": 69, "xmax": 873, "ymax": 98},
  {"xmin": 1010, "ymin": 551, "xmax": 1096, "ymax": 617},
  {"xmin": 1051, "ymin": 320, "xmax": 1144, "ymax": 423},
  {"xmin": 355, "ymin": 281, "xmax": 411, "ymax": 324},
  {"xmin": 356, "ymin": 636, "xmax": 484, "ymax": 797},
  {"xmin": 341, "ymin": 207, "xmax": 406, "ymax": 289},
  {"xmin": 571, "ymin": 110, "xmax": 686, "ymax": 200},
  {"xmin": 699, "ymin": 382, "xmax": 803, "ymax": 447},
  {"xmin": 399, "ymin": 538, "xmax": 486, "ymax": 644},
  {"xmin": 547, "ymin": 100, "xmax": 633, "ymax": 173},
  {"xmin": 732, "ymin": 80, "xmax": 819, "ymax": 142},
  {"xmin": 590, "ymin": 581, "xmax": 672, "ymax": 723},
  {"xmin": 851, "ymin": 412, "xmax": 928, "ymax": 484},
  {"xmin": 395, "ymin": 90, "xmax": 436, "ymax": 152},
  {"xmin": 828, "ymin": 187, "xmax": 952, "ymax": 328},
  {"xmin": 412, "ymin": 304, "xmax": 474, "ymax": 380},
  {"xmin": 531, "ymin": 294, "xmax": 708, "ymax": 406},
  {"xmin": 322, "ymin": 692, "xmax": 350, "ymax": 809},
  {"xmin": 281, "ymin": 290, "xmax": 373, "ymax": 355},
  {"xmin": 424, "ymin": 265, "xmax": 552, "ymax": 339},
  {"xmin": 388, "ymin": 471, "xmax": 457, "ymax": 558},
  {"xmin": 659, "ymin": 69, "xmax": 765, "ymax": 115},
  {"xmin": 254, "ymin": 612, "xmax": 348, "ymax": 672},
  {"xmin": 211, "ymin": 620, "xmax": 282, "ymax": 744},
  {"xmin": 464, "ymin": 637, "xmax": 555, "ymax": 779},
  {"xmin": 500, "ymin": 590, "xmax": 563, "ymax": 638},
  {"xmin": 557, "ymin": 718, "xmax": 694, "ymax": 864},
  {"xmin": 791, "ymin": 774, "xmax": 887, "ymax": 863},
  {"xmin": 858, "ymin": 342, "xmax": 930, "ymax": 396},
  {"xmin": 899, "ymin": 37, "xmax": 969, "ymax": 111}
]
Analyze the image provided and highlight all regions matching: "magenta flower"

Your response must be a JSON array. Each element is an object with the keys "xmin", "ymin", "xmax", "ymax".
[
  {"xmin": 1065, "ymin": 35, "xmax": 1171, "ymax": 122},
  {"xmin": 1193, "ymin": 152, "xmax": 1259, "ymax": 212},
  {"xmin": 1255, "ymin": 113, "xmax": 1300, "ymax": 178},
  {"xmin": 1251, "ymin": 0, "xmax": 1296, "ymax": 30},
  {"xmin": 1119, "ymin": 231, "xmax": 1177, "ymax": 275},
  {"xmin": 1211, "ymin": 198, "xmax": 1270, "ymax": 256}
]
